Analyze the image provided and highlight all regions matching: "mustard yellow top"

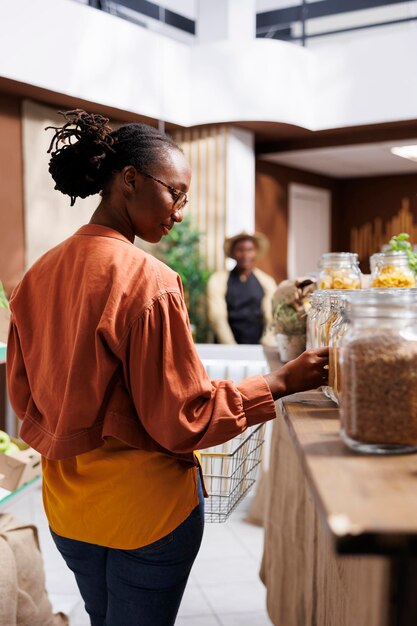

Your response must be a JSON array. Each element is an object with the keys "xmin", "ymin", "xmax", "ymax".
[{"xmin": 42, "ymin": 437, "xmax": 199, "ymax": 550}]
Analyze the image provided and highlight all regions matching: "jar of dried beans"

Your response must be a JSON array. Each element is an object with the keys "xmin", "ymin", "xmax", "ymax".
[
  {"xmin": 340, "ymin": 291, "xmax": 417, "ymax": 454},
  {"xmin": 371, "ymin": 251, "xmax": 415, "ymax": 288},
  {"xmin": 318, "ymin": 253, "xmax": 362, "ymax": 290}
]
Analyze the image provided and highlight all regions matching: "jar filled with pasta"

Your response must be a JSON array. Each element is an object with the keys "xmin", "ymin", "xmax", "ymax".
[
  {"xmin": 371, "ymin": 251, "xmax": 415, "ymax": 288},
  {"xmin": 339, "ymin": 291, "xmax": 417, "ymax": 454},
  {"xmin": 318, "ymin": 253, "xmax": 362, "ymax": 290}
]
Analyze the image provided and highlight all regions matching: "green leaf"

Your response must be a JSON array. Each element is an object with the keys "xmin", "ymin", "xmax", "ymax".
[
  {"xmin": 272, "ymin": 302, "xmax": 306, "ymax": 335},
  {"xmin": 0, "ymin": 282, "xmax": 9, "ymax": 310},
  {"xmin": 153, "ymin": 216, "xmax": 212, "ymax": 341},
  {"xmin": 386, "ymin": 232, "xmax": 417, "ymax": 275}
]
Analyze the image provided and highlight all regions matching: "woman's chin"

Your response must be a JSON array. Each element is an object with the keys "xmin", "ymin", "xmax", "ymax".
[{"xmin": 138, "ymin": 233, "xmax": 162, "ymax": 244}]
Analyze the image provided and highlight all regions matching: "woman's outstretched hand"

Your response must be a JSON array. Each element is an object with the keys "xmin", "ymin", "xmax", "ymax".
[{"xmin": 263, "ymin": 347, "xmax": 329, "ymax": 400}]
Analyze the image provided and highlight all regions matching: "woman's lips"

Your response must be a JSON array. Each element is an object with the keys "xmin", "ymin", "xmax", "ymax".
[{"xmin": 161, "ymin": 224, "xmax": 171, "ymax": 236}]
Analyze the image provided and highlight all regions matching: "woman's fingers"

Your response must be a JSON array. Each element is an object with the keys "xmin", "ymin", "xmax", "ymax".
[{"xmin": 313, "ymin": 346, "xmax": 329, "ymax": 358}]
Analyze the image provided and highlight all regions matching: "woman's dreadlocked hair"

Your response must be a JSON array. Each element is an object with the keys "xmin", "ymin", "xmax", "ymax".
[{"xmin": 46, "ymin": 109, "xmax": 180, "ymax": 206}]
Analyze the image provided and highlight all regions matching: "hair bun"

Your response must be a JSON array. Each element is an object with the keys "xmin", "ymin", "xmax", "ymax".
[{"xmin": 45, "ymin": 109, "xmax": 116, "ymax": 206}]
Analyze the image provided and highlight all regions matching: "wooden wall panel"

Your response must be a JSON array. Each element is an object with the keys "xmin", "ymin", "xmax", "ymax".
[
  {"xmin": 333, "ymin": 174, "xmax": 417, "ymax": 273},
  {"xmin": 0, "ymin": 93, "xmax": 24, "ymax": 295}
]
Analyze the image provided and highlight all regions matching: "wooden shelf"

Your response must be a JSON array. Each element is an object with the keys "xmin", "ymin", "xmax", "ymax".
[{"xmin": 281, "ymin": 390, "xmax": 417, "ymax": 555}]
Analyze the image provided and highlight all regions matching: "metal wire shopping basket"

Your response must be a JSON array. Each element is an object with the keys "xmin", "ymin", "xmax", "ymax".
[{"xmin": 200, "ymin": 423, "xmax": 265, "ymax": 523}]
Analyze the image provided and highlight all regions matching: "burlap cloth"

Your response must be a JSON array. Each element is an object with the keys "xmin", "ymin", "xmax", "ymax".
[{"xmin": 0, "ymin": 513, "xmax": 68, "ymax": 626}]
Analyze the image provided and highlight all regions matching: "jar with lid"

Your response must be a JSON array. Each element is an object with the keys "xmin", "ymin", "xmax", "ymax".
[
  {"xmin": 318, "ymin": 253, "xmax": 362, "ymax": 290},
  {"xmin": 339, "ymin": 291, "xmax": 417, "ymax": 454},
  {"xmin": 371, "ymin": 250, "xmax": 415, "ymax": 288},
  {"xmin": 370, "ymin": 252, "xmax": 383, "ymax": 276}
]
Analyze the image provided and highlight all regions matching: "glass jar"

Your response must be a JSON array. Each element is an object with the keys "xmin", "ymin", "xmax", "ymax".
[
  {"xmin": 328, "ymin": 297, "xmax": 348, "ymax": 405},
  {"xmin": 308, "ymin": 291, "xmax": 330, "ymax": 349},
  {"xmin": 306, "ymin": 292, "xmax": 322, "ymax": 349},
  {"xmin": 371, "ymin": 251, "xmax": 415, "ymax": 288},
  {"xmin": 339, "ymin": 291, "xmax": 417, "ymax": 454},
  {"xmin": 316, "ymin": 293, "xmax": 333, "ymax": 348},
  {"xmin": 318, "ymin": 253, "xmax": 362, "ymax": 290},
  {"xmin": 370, "ymin": 252, "xmax": 383, "ymax": 275}
]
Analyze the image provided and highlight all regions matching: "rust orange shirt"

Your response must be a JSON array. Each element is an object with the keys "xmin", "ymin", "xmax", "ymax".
[{"xmin": 7, "ymin": 224, "xmax": 276, "ymax": 546}]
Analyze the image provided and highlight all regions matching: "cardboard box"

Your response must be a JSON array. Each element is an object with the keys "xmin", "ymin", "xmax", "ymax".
[{"xmin": 0, "ymin": 439, "xmax": 41, "ymax": 491}]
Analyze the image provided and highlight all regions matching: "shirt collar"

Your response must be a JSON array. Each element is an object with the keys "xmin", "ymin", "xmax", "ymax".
[{"xmin": 74, "ymin": 224, "xmax": 133, "ymax": 245}]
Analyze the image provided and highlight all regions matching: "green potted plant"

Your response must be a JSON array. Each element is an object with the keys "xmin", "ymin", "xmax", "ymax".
[
  {"xmin": 0, "ymin": 282, "xmax": 9, "ymax": 311},
  {"xmin": 386, "ymin": 232, "xmax": 417, "ymax": 274},
  {"xmin": 0, "ymin": 281, "xmax": 10, "ymax": 350},
  {"xmin": 272, "ymin": 301, "xmax": 307, "ymax": 362},
  {"xmin": 155, "ymin": 217, "xmax": 211, "ymax": 342}
]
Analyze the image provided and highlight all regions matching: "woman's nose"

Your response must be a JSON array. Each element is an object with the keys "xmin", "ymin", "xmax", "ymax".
[{"xmin": 171, "ymin": 208, "xmax": 184, "ymax": 223}]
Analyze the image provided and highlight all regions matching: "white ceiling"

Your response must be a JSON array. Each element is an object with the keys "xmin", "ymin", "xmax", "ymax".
[{"xmin": 262, "ymin": 139, "xmax": 417, "ymax": 178}]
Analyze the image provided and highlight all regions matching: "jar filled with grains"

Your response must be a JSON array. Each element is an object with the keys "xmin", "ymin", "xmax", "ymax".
[
  {"xmin": 371, "ymin": 251, "xmax": 415, "ymax": 288},
  {"xmin": 318, "ymin": 253, "xmax": 362, "ymax": 290},
  {"xmin": 339, "ymin": 290, "xmax": 417, "ymax": 454}
]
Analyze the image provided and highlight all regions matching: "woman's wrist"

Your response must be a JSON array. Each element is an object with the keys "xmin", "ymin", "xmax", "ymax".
[{"xmin": 263, "ymin": 369, "xmax": 288, "ymax": 401}]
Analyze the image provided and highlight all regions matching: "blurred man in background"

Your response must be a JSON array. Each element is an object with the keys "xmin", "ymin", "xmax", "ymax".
[{"xmin": 207, "ymin": 232, "xmax": 276, "ymax": 344}]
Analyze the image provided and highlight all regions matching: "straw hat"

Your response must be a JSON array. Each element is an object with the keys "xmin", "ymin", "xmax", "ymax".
[{"xmin": 223, "ymin": 231, "xmax": 269, "ymax": 259}]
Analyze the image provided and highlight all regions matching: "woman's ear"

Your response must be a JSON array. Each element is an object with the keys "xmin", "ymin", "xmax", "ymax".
[{"xmin": 122, "ymin": 166, "xmax": 137, "ymax": 192}]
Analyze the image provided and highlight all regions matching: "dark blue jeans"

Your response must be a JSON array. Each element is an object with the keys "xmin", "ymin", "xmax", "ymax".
[{"xmin": 50, "ymin": 478, "xmax": 204, "ymax": 626}]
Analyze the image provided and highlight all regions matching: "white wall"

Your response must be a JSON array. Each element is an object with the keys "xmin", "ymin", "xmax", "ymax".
[
  {"xmin": 189, "ymin": 39, "xmax": 313, "ymax": 127},
  {"xmin": 312, "ymin": 25, "xmax": 417, "ymax": 128},
  {"xmin": 0, "ymin": 0, "xmax": 192, "ymax": 126},
  {"xmin": 226, "ymin": 128, "xmax": 255, "ymax": 237},
  {"xmin": 0, "ymin": 0, "xmax": 416, "ymax": 131},
  {"xmin": 0, "ymin": 0, "xmax": 313, "ymax": 127}
]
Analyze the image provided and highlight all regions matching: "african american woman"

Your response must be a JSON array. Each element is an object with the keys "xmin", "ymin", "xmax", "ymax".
[{"xmin": 6, "ymin": 110, "xmax": 328, "ymax": 626}]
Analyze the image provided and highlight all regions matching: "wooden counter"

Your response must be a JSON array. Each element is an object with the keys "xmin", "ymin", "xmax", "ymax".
[{"xmin": 260, "ymin": 390, "xmax": 417, "ymax": 626}]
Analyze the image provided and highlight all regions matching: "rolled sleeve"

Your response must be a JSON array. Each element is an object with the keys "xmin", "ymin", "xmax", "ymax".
[{"xmin": 237, "ymin": 375, "xmax": 276, "ymax": 427}]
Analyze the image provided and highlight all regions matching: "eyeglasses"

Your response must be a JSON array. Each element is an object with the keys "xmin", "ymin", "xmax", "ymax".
[{"xmin": 142, "ymin": 172, "xmax": 188, "ymax": 212}]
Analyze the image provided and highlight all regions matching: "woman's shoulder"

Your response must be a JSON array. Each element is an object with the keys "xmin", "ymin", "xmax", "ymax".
[{"xmin": 123, "ymin": 246, "xmax": 182, "ymax": 296}]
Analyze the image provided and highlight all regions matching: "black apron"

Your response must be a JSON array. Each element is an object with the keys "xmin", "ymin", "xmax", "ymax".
[{"xmin": 226, "ymin": 269, "xmax": 264, "ymax": 344}]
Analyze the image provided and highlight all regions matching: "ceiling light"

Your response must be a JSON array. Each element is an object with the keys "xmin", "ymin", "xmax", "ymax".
[{"xmin": 390, "ymin": 145, "xmax": 417, "ymax": 162}]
